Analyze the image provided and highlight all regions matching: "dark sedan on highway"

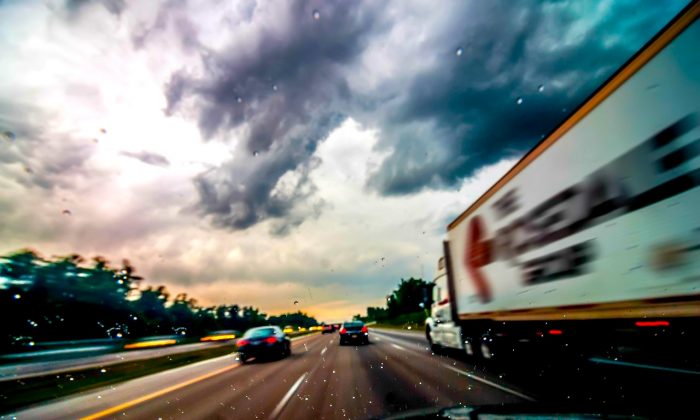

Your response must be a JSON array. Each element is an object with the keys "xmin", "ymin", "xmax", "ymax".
[
  {"xmin": 236, "ymin": 326, "xmax": 291, "ymax": 363},
  {"xmin": 339, "ymin": 321, "xmax": 369, "ymax": 345}
]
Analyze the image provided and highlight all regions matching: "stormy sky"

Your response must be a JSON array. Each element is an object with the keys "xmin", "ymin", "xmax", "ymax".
[{"xmin": 0, "ymin": 0, "xmax": 689, "ymax": 320}]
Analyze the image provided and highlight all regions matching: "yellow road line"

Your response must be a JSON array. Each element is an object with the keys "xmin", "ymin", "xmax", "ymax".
[
  {"xmin": 80, "ymin": 363, "xmax": 240, "ymax": 420},
  {"xmin": 82, "ymin": 333, "xmax": 321, "ymax": 419}
]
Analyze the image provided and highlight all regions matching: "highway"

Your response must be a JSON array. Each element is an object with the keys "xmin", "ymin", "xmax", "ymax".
[
  {"xmin": 11, "ymin": 330, "xmax": 529, "ymax": 419},
  {"xmin": 9, "ymin": 328, "xmax": 700, "ymax": 419}
]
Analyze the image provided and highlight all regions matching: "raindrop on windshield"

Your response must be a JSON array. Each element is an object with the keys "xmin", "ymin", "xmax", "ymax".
[
  {"xmin": 312, "ymin": 9, "xmax": 320, "ymax": 20},
  {"xmin": 538, "ymin": 84, "xmax": 545, "ymax": 92},
  {"xmin": 516, "ymin": 97, "xmax": 523, "ymax": 105},
  {"xmin": 253, "ymin": 150, "xmax": 260, "ymax": 157},
  {"xmin": 272, "ymin": 84, "xmax": 278, "ymax": 91},
  {"xmin": 293, "ymin": 300, "xmax": 299, "ymax": 305},
  {"xmin": 2, "ymin": 130, "xmax": 16, "ymax": 141},
  {"xmin": 62, "ymin": 209, "xmax": 72, "ymax": 216},
  {"xmin": 236, "ymin": 97, "xmax": 243, "ymax": 103},
  {"xmin": 455, "ymin": 47, "xmax": 463, "ymax": 57},
  {"xmin": 23, "ymin": 165, "xmax": 33, "ymax": 174},
  {"xmin": 100, "ymin": 128, "xmax": 107, "ymax": 134}
]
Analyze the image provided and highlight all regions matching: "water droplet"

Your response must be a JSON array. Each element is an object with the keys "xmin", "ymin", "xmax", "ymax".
[
  {"xmin": 62, "ymin": 209, "xmax": 72, "ymax": 216},
  {"xmin": 3, "ymin": 130, "xmax": 17, "ymax": 141},
  {"xmin": 236, "ymin": 97, "xmax": 242, "ymax": 103},
  {"xmin": 516, "ymin": 97, "xmax": 523, "ymax": 105},
  {"xmin": 23, "ymin": 165, "xmax": 33, "ymax": 174},
  {"xmin": 253, "ymin": 150, "xmax": 259, "ymax": 157},
  {"xmin": 537, "ymin": 84, "xmax": 544, "ymax": 92},
  {"xmin": 100, "ymin": 128, "xmax": 107, "ymax": 134},
  {"xmin": 455, "ymin": 47, "xmax": 463, "ymax": 57},
  {"xmin": 97, "ymin": 395, "xmax": 102, "ymax": 399},
  {"xmin": 272, "ymin": 84, "xmax": 278, "ymax": 91},
  {"xmin": 13, "ymin": 294, "xmax": 21, "ymax": 300},
  {"xmin": 312, "ymin": 9, "xmax": 320, "ymax": 20}
]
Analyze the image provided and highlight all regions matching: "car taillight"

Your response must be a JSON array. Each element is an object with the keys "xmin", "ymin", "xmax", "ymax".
[
  {"xmin": 635, "ymin": 320, "xmax": 669, "ymax": 327},
  {"xmin": 237, "ymin": 339, "xmax": 250, "ymax": 347},
  {"xmin": 265, "ymin": 336, "xmax": 277, "ymax": 344},
  {"xmin": 340, "ymin": 328, "xmax": 347, "ymax": 334},
  {"xmin": 361, "ymin": 326, "xmax": 368, "ymax": 333}
]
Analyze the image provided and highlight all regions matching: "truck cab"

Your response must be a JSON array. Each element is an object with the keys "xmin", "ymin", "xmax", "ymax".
[{"xmin": 426, "ymin": 257, "xmax": 470, "ymax": 354}]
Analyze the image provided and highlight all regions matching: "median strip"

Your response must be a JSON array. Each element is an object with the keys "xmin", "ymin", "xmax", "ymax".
[{"xmin": 0, "ymin": 345, "xmax": 234, "ymax": 414}]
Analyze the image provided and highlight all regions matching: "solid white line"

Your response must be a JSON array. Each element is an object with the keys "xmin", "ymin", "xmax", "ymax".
[
  {"xmin": 270, "ymin": 372, "xmax": 307, "ymax": 419},
  {"xmin": 443, "ymin": 364, "xmax": 535, "ymax": 401},
  {"xmin": 391, "ymin": 343, "xmax": 405, "ymax": 351},
  {"xmin": 321, "ymin": 347, "xmax": 327, "ymax": 356},
  {"xmin": 589, "ymin": 357, "xmax": 700, "ymax": 375}
]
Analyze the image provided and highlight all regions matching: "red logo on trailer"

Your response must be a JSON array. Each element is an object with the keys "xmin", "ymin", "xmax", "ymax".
[{"xmin": 464, "ymin": 216, "xmax": 493, "ymax": 303}]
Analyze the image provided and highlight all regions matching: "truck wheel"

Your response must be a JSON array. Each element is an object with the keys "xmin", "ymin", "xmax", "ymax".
[
  {"xmin": 479, "ymin": 337, "xmax": 494, "ymax": 360},
  {"xmin": 426, "ymin": 327, "xmax": 440, "ymax": 353},
  {"xmin": 463, "ymin": 337, "xmax": 475, "ymax": 358}
]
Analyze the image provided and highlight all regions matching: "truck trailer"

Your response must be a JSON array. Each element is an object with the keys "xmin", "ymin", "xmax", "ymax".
[{"xmin": 426, "ymin": 3, "xmax": 700, "ymax": 368}]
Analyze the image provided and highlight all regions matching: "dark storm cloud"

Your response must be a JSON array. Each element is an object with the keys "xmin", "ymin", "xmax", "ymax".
[
  {"xmin": 121, "ymin": 151, "xmax": 170, "ymax": 167},
  {"xmin": 364, "ymin": 1, "xmax": 689, "ymax": 194},
  {"xmin": 164, "ymin": 0, "xmax": 377, "ymax": 232},
  {"xmin": 161, "ymin": 0, "xmax": 687, "ymax": 229}
]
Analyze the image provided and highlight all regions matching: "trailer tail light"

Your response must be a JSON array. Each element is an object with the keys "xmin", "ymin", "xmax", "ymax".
[
  {"xmin": 635, "ymin": 320, "xmax": 670, "ymax": 327},
  {"xmin": 548, "ymin": 329, "xmax": 563, "ymax": 335},
  {"xmin": 340, "ymin": 328, "xmax": 347, "ymax": 334},
  {"xmin": 265, "ymin": 336, "xmax": 277, "ymax": 344},
  {"xmin": 361, "ymin": 326, "xmax": 368, "ymax": 333}
]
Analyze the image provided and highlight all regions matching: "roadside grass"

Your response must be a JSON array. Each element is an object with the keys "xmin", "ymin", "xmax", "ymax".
[
  {"xmin": 370, "ymin": 323, "xmax": 423, "ymax": 333},
  {"xmin": 0, "ymin": 344, "xmax": 234, "ymax": 414}
]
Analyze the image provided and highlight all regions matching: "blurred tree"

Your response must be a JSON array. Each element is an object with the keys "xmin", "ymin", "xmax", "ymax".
[
  {"xmin": 267, "ymin": 311, "xmax": 318, "ymax": 328},
  {"xmin": 0, "ymin": 248, "xmax": 294, "ymax": 349},
  {"xmin": 386, "ymin": 277, "xmax": 433, "ymax": 318}
]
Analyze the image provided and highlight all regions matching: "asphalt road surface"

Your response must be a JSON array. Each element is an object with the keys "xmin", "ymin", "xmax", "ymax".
[
  {"xmin": 10, "ymin": 328, "xmax": 699, "ymax": 419},
  {"xmin": 11, "ymin": 330, "xmax": 530, "ymax": 419}
]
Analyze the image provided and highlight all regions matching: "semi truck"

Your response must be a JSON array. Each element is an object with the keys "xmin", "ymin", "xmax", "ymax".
[{"xmin": 426, "ymin": 3, "xmax": 700, "ymax": 368}]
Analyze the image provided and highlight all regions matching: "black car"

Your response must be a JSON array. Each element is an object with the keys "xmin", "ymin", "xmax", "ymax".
[
  {"xmin": 339, "ymin": 321, "xmax": 369, "ymax": 345},
  {"xmin": 236, "ymin": 326, "xmax": 291, "ymax": 363}
]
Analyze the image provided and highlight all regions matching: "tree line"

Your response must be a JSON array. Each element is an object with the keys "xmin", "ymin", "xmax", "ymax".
[
  {"xmin": 360, "ymin": 277, "xmax": 433, "ymax": 324},
  {"xmin": 0, "ymin": 248, "xmax": 317, "ymax": 352}
]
